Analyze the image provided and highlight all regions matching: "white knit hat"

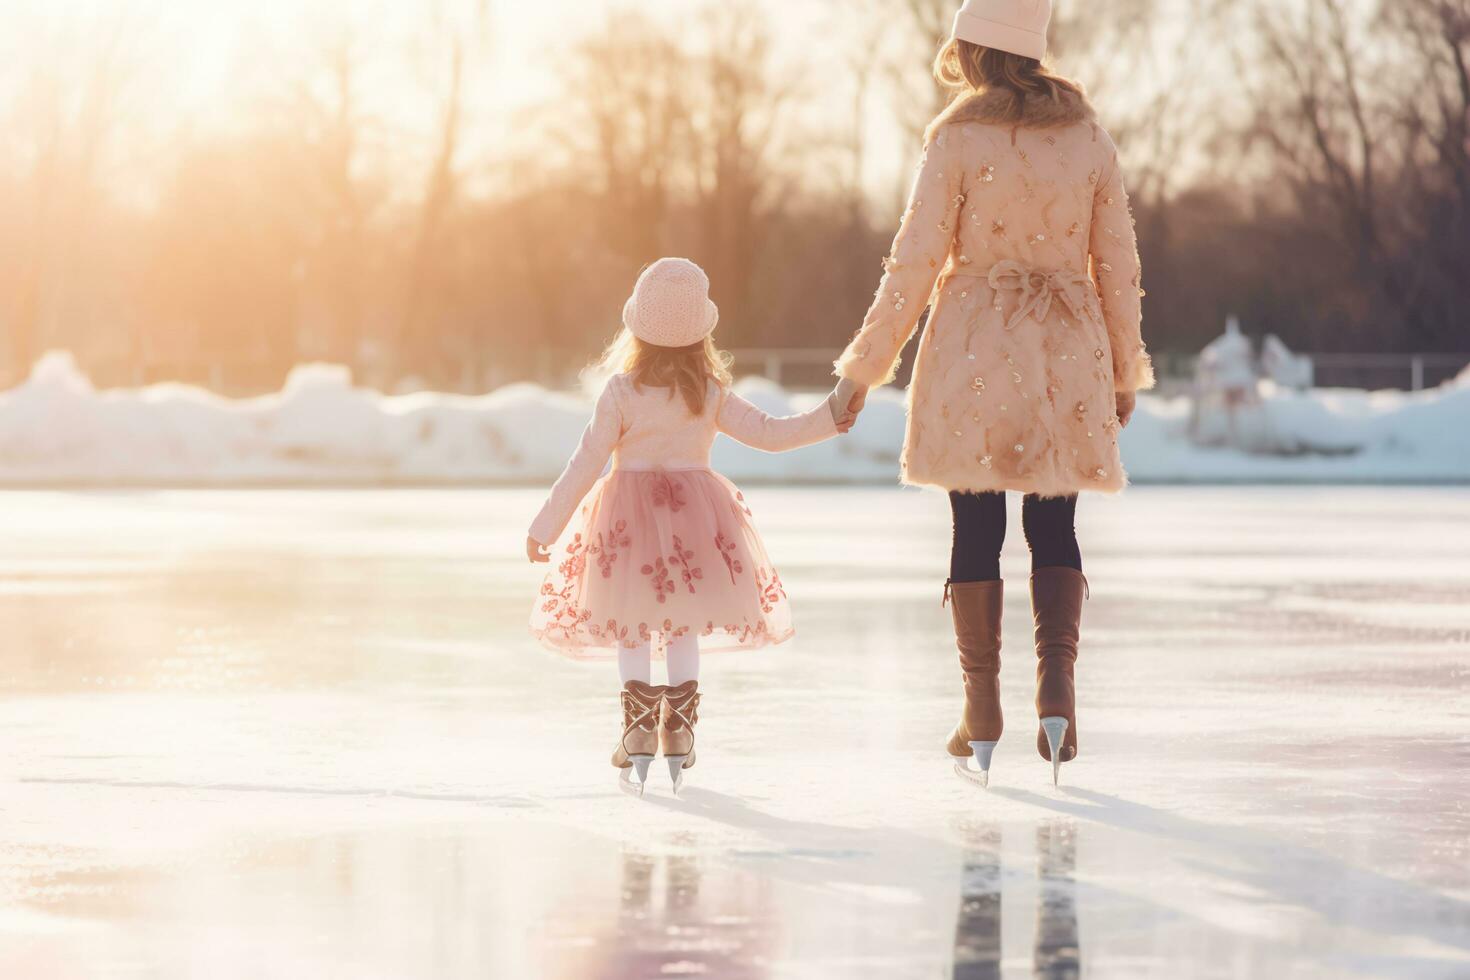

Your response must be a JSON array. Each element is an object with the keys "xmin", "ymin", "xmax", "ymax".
[
  {"xmin": 952, "ymin": 0, "xmax": 1051, "ymax": 61},
  {"xmin": 621, "ymin": 258, "xmax": 720, "ymax": 348}
]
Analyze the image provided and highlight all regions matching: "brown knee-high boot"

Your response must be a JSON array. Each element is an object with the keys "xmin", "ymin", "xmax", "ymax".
[
  {"xmin": 945, "ymin": 580, "xmax": 1005, "ymax": 759},
  {"xmin": 1031, "ymin": 568, "xmax": 1086, "ymax": 770}
]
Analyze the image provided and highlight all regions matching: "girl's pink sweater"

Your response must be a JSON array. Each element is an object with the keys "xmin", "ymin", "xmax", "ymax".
[{"xmin": 529, "ymin": 373, "xmax": 837, "ymax": 545}]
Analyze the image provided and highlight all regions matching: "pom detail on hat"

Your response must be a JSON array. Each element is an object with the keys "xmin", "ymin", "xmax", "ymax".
[{"xmin": 622, "ymin": 258, "xmax": 720, "ymax": 348}]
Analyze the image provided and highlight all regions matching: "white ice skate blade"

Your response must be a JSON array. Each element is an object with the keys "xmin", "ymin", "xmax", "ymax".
[
  {"xmin": 1040, "ymin": 717, "xmax": 1068, "ymax": 786},
  {"xmin": 952, "ymin": 740, "xmax": 997, "ymax": 788},
  {"xmin": 618, "ymin": 755, "xmax": 655, "ymax": 797},
  {"xmin": 665, "ymin": 755, "xmax": 689, "ymax": 795}
]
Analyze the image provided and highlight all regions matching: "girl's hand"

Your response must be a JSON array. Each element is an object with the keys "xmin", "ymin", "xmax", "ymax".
[
  {"xmin": 1115, "ymin": 390, "xmax": 1137, "ymax": 428},
  {"xmin": 527, "ymin": 536, "xmax": 551, "ymax": 563},
  {"xmin": 832, "ymin": 377, "xmax": 868, "ymax": 430},
  {"xmin": 828, "ymin": 394, "xmax": 855, "ymax": 433}
]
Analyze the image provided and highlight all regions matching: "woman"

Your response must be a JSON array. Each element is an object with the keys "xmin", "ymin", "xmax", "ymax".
[{"xmin": 833, "ymin": 0, "xmax": 1153, "ymax": 785}]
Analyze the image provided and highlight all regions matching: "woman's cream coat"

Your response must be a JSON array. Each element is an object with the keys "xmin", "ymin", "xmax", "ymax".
[{"xmin": 837, "ymin": 88, "xmax": 1154, "ymax": 497}]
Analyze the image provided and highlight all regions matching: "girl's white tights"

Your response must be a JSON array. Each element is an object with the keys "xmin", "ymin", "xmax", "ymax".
[{"xmin": 617, "ymin": 633, "xmax": 700, "ymax": 687}]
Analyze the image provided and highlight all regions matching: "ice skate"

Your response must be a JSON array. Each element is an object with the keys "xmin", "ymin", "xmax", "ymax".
[
  {"xmin": 954, "ymin": 740, "xmax": 1000, "ymax": 787},
  {"xmin": 659, "ymin": 680, "xmax": 700, "ymax": 794},
  {"xmin": 612, "ymin": 680, "xmax": 664, "ymax": 796},
  {"xmin": 1039, "ymin": 717, "xmax": 1068, "ymax": 786},
  {"xmin": 945, "ymin": 580, "xmax": 1004, "ymax": 788},
  {"xmin": 1032, "ymin": 568, "xmax": 1086, "ymax": 784}
]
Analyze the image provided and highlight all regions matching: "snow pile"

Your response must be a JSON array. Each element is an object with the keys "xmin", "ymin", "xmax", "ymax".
[
  {"xmin": 0, "ymin": 351, "xmax": 1466, "ymax": 485},
  {"xmin": 1123, "ymin": 373, "xmax": 1470, "ymax": 482}
]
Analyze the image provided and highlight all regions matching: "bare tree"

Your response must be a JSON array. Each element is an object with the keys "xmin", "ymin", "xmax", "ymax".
[
  {"xmin": 395, "ymin": 0, "xmax": 493, "ymax": 382},
  {"xmin": 0, "ymin": 7, "xmax": 148, "ymax": 382},
  {"xmin": 570, "ymin": 13, "xmax": 692, "ymax": 266},
  {"xmin": 881, "ymin": 0, "xmax": 954, "ymax": 147},
  {"xmin": 1237, "ymin": 0, "xmax": 1470, "ymax": 346},
  {"xmin": 1380, "ymin": 0, "xmax": 1470, "ymax": 299},
  {"xmin": 691, "ymin": 2, "xmax": 792, "ymax": 342},
  {"xmin": 261, "ymin": 23, "xmax": 379, "ymax": 369}
]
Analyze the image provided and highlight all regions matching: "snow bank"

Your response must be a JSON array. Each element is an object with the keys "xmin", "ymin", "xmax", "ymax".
[
  {"xmin": 1123, "ymin": 378, "xmax": 1470, "ymax": 483},
  {"xmin": 0, "ymin": 351, "xmax": 1465, "ymax": 485}
]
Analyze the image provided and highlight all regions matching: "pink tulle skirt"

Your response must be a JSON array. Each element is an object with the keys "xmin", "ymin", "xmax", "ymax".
[{"xmin": 531, "ymin": 468, "xmax": 794, "ymax": 657}]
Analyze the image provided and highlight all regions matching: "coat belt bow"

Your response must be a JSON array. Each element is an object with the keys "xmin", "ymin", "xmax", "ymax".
[{"xmin": 986, "ymin": 261, "xmax": 1096, "ymax": 332}]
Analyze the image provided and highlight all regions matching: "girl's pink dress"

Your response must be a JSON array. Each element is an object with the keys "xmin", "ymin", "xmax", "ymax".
[{"xmin": 529, "ymin": 374, "xmax": 837, "ymax": 657}]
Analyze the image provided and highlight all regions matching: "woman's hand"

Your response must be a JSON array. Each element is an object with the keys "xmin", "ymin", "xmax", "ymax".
[
  {"xmin": 1115, "ymin": 390, "xmax": 1137, "ymax": 428},
  {"xmin": 832, "ymin": 377, "xmax": 869, "ymax": 430},
  {"xmin": 526, "ymin": 536, "xmax": 550, "ymax": 563}
]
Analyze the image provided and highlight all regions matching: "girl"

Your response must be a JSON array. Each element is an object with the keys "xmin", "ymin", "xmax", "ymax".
[
  {"xmin": 832, "ymin": 0, "xmax": 1153, "ymax": 786},
  {"xmin": 527, "ymin": 257, "xmax": 850, "ymax": 794}
]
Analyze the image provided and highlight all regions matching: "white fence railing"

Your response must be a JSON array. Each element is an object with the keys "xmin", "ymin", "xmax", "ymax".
[
  {"xmin": 728, "ymin": 348, "xmax": 1469, "ymax": 392},
  {"xmin": 1297, "ymin": 353, "xmax": 1468, "ymax": 392},
  {"xmin": 14, "ymin": 347, "xmax": 1463, "ymax": 396}
]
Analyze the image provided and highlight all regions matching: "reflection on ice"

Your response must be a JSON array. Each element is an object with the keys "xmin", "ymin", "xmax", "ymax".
[
  {"xmin": 950, "ymin": 821, "xmax": 1081, "ymax": 980},
  {"xmin": 542, "ymin": 842, "xmax": 774, "ymax": 980},
  {"xmin": 607, "ymin": 848, "xmax": 769, "ymax": 980},
  {"xmin": 953, "ymin": 823, "xmax": 1002, "ymax": 980},
  {"xmin": 1034, "ymin": 822, "xmax": 1079, "ymax": 980}
]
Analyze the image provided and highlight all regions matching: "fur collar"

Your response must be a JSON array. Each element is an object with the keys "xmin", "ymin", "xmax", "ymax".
[{"xmin": 927, "ymin": 86, "xmax": 1095, "ymax": 141}]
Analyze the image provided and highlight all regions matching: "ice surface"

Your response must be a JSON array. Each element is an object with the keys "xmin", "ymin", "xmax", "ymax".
[
  {"xmin": 1, "ymin": 352, "xmax": 1466, "ymax": 484},
  {"xmin": 2, "ymin": 487, "xmax": 1467, "ymax": 978}
]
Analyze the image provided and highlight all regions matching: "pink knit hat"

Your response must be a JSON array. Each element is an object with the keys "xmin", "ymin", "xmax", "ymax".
[
  {"xmin": 622, "ymin": 258, "xmax": 720, "ymax": 348},
  {"xmin": 952, "ymin": 0, "xmax": 1051, "ymax": 61}
]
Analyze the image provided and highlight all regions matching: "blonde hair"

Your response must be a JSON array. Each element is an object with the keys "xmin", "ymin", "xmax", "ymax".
[
  {"xmin": 932, "ymin": 38, "xmax": 1086, "ymax": 123},
  {"xmin": 587, "ymin": 328, "xmax": 734, "ymax": 416}
]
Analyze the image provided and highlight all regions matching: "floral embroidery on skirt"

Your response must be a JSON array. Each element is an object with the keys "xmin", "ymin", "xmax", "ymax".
[{"xmin": 531, "ymin": 469, "xmax": 794, "ymax": 657}]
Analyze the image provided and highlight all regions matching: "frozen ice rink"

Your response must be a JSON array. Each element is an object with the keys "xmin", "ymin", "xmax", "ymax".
[{"xmin": 3, "ymin": 487, "xmax": 1467, "ymax": 979}]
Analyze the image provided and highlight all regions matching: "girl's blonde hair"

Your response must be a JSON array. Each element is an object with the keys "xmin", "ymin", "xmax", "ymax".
[
  {"xmin": 932, "ymin": 38, "xmax": 1086, "ymax": 121},
  {"xmin": 587, "ymin": 328, "xmax": 734, "ymax": 416}
]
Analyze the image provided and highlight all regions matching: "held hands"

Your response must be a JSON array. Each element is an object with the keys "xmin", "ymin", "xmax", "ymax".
[
  {"xmin": 830, "ymin": 377, "xmax": 869, "ymax": 432},
  {"xmin": 526, "ymin": 536, "xmax": 550, "ymax": 563},
  {"xmin": 827, "ymin": 393, "xmax": 855, "ymax": 434},
  {"xmin": 1115, "ymin": 390, "xmax": 1137, "ymax": 428}
]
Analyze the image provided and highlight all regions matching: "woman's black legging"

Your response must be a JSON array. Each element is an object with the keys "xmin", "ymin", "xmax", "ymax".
[{"xmin": 949, "ymin": 491, "xmax": 1081, "ymax": 583}]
